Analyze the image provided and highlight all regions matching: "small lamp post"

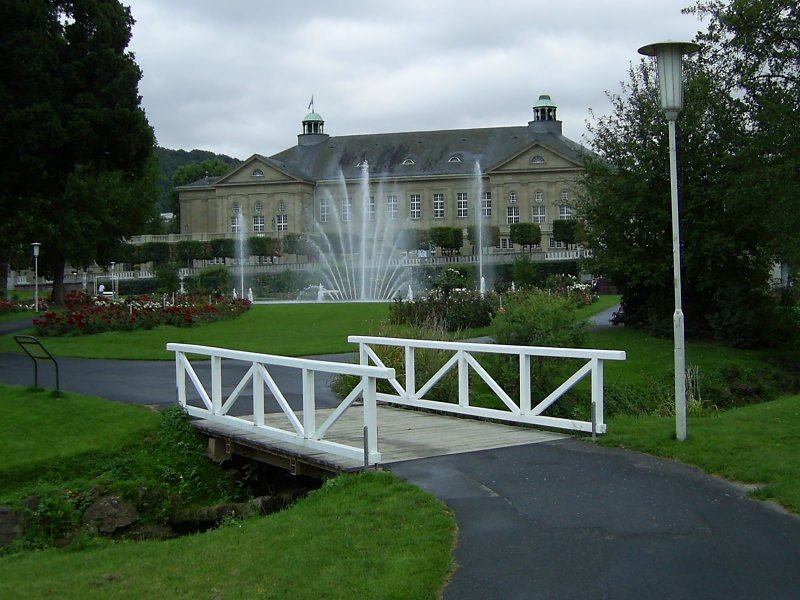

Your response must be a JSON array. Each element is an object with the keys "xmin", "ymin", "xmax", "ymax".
[
  {"xmin": 638, "ymin": 41, "xmax": 700, "ymax": 441},
  {"xmin": 31, "ymin": 243, "xmax": 41, "ymax": 312}
]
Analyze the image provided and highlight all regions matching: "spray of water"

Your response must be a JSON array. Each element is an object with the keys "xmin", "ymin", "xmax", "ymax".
[{"xmin": 308, "ymin": 162, "xmax": 412, "ymax": 300}]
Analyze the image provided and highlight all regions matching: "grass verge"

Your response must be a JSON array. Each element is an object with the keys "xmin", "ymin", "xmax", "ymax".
[
  {"xmin": 599, "ymin": 395, "xmax": 800, "ymax": 513},
  {"xmin": 0, "ymin": 471, "xmax": 454, "ymax": 599},
  {"xmin": 0, "ymin": 303, "xmax": 392, "ymax": 359}
]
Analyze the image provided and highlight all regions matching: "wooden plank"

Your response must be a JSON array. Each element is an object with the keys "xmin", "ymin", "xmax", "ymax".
[{"xmin": 192, "ymin": 405, "xmax": 567, "ymax": 473}]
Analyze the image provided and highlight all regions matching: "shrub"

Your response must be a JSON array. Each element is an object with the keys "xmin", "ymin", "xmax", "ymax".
[
  {"xmin": 488, "ymin": 291, "xmax": 588, "ymax": 417},
  {"xmin": 389, "ymin": 289, "xmax": 496, "ymax": 332},
  {"xmin": 194, "ymin": 266, "xmax": 232, "ymax": 295}
]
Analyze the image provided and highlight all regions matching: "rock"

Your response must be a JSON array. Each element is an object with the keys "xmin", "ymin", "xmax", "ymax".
[
  {"xmin": 0, "ymin": 506, "xmax": 23, "ymax": 547},
  {"xmin": 82, "ymin": 495, "xmax": 139, "ymax": 534}
]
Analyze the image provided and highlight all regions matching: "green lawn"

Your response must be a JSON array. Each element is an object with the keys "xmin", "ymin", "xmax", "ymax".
[
  {"xmin": 0, "ymin": 303, "xmax": 392, "ymax": 359},
  {"xmin": 0, "ymin": 471, "xmax": 455, "ymax": 599},
  {"xmin": 0, "ymin": 385, "xmax": 455, "ymax": 598},
  {"xmin": 601, "ymin": 395, "xmax": 800, "ymax": 513}
]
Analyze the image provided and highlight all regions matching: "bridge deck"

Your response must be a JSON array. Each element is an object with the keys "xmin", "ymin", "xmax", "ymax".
[{"xmin": 192, "ymin": 405, "xmax": 567, "ymax": 476}]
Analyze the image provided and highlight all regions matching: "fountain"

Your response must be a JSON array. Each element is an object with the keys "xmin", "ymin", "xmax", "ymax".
[
  {"xmin": 473, "ymin": 161, "xmax": 488, "ymax": 296},
  {"xmin": 235, "ymin": 211, "xmax": 247, "ymax": 298},
  {"xmin": 308, "ymin": 161, "xmax": 412, "ymax": 300}
]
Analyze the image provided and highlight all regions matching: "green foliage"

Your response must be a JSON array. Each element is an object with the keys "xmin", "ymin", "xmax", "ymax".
[
  {"xmin": 137, "ymin": 242, "xmax": 172, "ymax": 266},
  {"xmin": 689, "ymin": 0, "xmax": 800, "ymax": 269},
  {"xmin": 248, "ymin": 236, "xmax": 281, "ymax": 259},
  {"xmin": 194, "ymin": 266, "xmax": 233, "ymax": 295},
  {"xmin": 487, "ymin": 291, "xmax": 587, "ymax": 416},
  {"xmin": 430, "ymin": 226, "xmax": 463, "ymax": 255},
  {"xmin": 174, "ymin": 240, "xmax": 205, "ymax": 267},
  {"xmin": 509, "ymin": 222, "xmax": 541, "ymax": 250},
  {"xmin": 154, "ymin": 261, "xmax": 179, "ymax": 293},
  {"xmin": 389, "ymin": 290, "xmax": 496, "ymax": 332},
  {"xmin": 466, "ymin": 224, "xmax": 500, "ymax": 251},
  {"xmin": 0, "ymin": 0, "xmax": 158, "ymax": 303},
  {"xmin": 551, "ymin": 219, "xmax": 581, "ymax": 245},
  {"xmin": 209, "ymin": 238, "xmax": 235, "ymax": 259},
  {"xmin": 579, "ymin": 58, "xmax": 780, "ymax": 344},
  {"xmin": 0, "ymin": 471, "xmax": 455, "ymax": 598}
]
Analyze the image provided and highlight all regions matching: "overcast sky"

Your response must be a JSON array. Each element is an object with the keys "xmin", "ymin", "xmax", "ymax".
[{"xmin": 125, "ymin": 0, "xmax": 705, "ymax": 160}]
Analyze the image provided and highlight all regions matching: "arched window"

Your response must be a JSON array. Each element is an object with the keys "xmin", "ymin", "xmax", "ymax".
[
  {"xmin": 402, "ymin": 157, "xmax": 415, "ymax": 165},
  {"xmin": 448, "ymin": 156, "xmax": 462, "ymax": 163},
  {"xmin": 252, "ymin": 169, "xmax": 264, "ymax": 177},
  {"xmin": 531, "ymin": 155, "xmax": 546, "ymax": 164}
]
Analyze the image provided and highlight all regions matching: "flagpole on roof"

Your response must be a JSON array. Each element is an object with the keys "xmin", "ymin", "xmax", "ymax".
[{"xmin": 308, "ymin": 95, "xmax": 314, "ymax": 111}]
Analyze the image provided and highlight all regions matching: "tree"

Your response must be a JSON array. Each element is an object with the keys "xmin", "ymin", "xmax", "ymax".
[
  {"xmin": 0, "ymin": 0, "xmax": 157, "ymax": 302},
  {"xmin": 467, "ymin": 224, "xmax": 500, "ymax": 254},
  {"xmin": 430, "ymin": 227, "xmax": 463, "ymax": 256},
  {"xmin": 578, "ymin": 58, "xmax": 779, "ymax": 346},
  {"xmin": 689, "ymin": 0, "xmax": 800, "ymax": 269},
  {"xmin": 509, "ymin": 223, "xmax": 542, "ymax": 251},
  {"xmin": 551, "ymin": 220, "xmax": 584, "ymax": 247}
]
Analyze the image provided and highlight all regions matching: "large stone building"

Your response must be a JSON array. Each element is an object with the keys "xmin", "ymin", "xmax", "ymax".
[{"xmin": 177, "ymin": 95, "xmax": 589, "ymax": 256}]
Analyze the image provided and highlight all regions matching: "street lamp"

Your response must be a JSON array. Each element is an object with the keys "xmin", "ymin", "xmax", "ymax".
[
  {"xmin": 638, "ymin": 41, "xmax": 700, "ymax": 441},
  {"xmin": 31, "ymin": 243, "xmax": 41, "ymax": 312}
]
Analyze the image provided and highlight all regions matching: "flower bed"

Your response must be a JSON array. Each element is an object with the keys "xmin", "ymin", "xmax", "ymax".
[
  {"xmin": 32, "ymin": 292, "xmax": 250, "ymax": 337},
  {"xmin": 1, "ymin": 299, "xmax": 47, "ymax": 315}
]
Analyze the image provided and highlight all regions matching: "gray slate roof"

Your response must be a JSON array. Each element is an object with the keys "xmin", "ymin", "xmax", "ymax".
[{"xmin": 269, "ymin": 121, "xmax": 590, "ymax": 182}]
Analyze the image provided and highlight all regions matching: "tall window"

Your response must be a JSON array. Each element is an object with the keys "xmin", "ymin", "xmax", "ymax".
[
  {"xmin": 559, "ymin": 205, "xmax": 573, "ymax": 220},
  {"xmin": 230, "ymin": 216, "xmax": 241, "ymax": 233},
  {"xmin": 532, "ymin": 205, "xmax": 546, "ymax": 224},
  {"xmin": 535, "ymin": 191, "xmax": 544, "ymax": 203},
  {"xmin": 481, "ymin": 192, "xmax": 492, "ymax": 217},
  {"xmin": 368, "ymin": 196, "xmax": 376, "ymax": 221},
  {"xmin": 410, "ymin": 194, "xmax": 421, "ymax": 219},
  {"xmin": 507, "ymin": 206, "xmax": 520, "ymax": 224},
  {"xmin": 253, "ymin": 215, "xmax": 265, "ymax": 234},
  {"xmin": 276, "ymin": 214, "xmax": 288, "ymax": 231},
  {"xmin": 342, "ymin": 197, "xmax": 352, "ymax": 222},
  {"xmin": 433, "ymin": 193, "xmax": 445, "ymax": 219},
  {"xmin": 560, "ymin": 190, "xmax": 570, "ymax": 202},
  {"xmin": 509, "ymin": 191, "xmax": 517, "ymax": 204},
  {"xmin": 496, "ymin": 238, "xmax": 514, "ymax": 250},
  {"xmin": 319, "ymin": 197, "xmax": 330, "ymax": 223},
  {"xmin": 387, "ymin": 195, "xmax": 399, "ymax": 220},
  {"xmin": 457, "ymin": 192, "xmax": 469, "ymax": 218}
]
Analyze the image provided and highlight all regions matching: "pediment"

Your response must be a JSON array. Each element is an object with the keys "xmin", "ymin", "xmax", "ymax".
[
  {"xmin": 488, "ymin": 142, "xmax": 582, "ymax": 173},
  {"xmin": 215, "ymin": 154, "xmax": 308, "ymax": 185}
]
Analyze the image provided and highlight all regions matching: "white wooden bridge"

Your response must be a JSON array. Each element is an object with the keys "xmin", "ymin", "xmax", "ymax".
[{"xmin": 168, "ymin": 337, "xmax": 625, "ymax": 475}]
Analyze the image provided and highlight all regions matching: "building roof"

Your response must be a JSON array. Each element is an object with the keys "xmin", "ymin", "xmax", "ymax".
[{"xmin": 269, "ymin": 120, "xmax": 589, "ymax": 182}]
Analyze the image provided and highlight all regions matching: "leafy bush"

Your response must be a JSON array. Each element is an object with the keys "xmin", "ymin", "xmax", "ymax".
[
  {"xmin": 194, "ymin": 266, "xmax": 233, "ymax": 295},
  {"xmin": 488, "ymin": 291, "xmax": 588, "ymax": 417},
  {"xmin": 389, "ymin": 289, "xmax": 496, "ymax": 332}
]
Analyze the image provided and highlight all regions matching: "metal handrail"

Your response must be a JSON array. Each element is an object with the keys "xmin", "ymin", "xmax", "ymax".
[{"xmin": 14, "ymin": 335, "xmax": 60, "ymax": 392}]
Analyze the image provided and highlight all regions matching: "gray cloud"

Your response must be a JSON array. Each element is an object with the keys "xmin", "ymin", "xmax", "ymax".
[{"xmin": 125, "ymin": 0, "xmax": 703, "ymax": 158}]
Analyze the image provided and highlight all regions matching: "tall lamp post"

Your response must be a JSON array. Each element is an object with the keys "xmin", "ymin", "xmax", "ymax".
[
  {"xmin": 638, "ymin": 41, "xmax": 699, "ymax": 441},
  {"xmin": 31, "ymin": 243, "xmax": 41, "ymax": 312}
]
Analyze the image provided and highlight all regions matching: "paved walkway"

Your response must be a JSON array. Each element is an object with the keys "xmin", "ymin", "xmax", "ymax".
[{"xmin": 1, "ymin": 327, "xmax": 799, "ymax": 598}]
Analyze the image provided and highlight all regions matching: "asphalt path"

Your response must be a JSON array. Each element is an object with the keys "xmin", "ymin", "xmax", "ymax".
[{"xmin": 2, "ymin": 315, "xmax": 800, "ymax": 598}]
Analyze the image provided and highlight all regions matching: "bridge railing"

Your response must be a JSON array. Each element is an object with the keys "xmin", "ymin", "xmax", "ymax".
[
  {"xmin": 167, "ymin": 343, "xmax": 395, "ymax": 463},
  {"xmin": 348, "ymin": 336, "xmax": 625, "ymax": 434}
]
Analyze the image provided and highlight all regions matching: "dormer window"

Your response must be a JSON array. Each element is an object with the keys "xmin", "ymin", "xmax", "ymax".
[
  {"xmin": 448, "ymin": 156, "xmax": 462, "ymax": 163},
  {"xmin": 402, "ymin": 158, "xmax": 415, "ymax": 165},
  {"xmin": 531, "ymin": 155, "xmax": 545, "ymax": 164},
  {"xmin": 252, "ymin": 169, "xmax": 264, "ymax": 177},
  {"xmin": 356, "ymin": 160, "xmax": 368, "ymax": 168}
]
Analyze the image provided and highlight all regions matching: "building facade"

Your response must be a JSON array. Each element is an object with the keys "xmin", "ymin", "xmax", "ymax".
[{"xmin": 177, "ymin": 95, "xmax": 589, "ymax": 256}]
